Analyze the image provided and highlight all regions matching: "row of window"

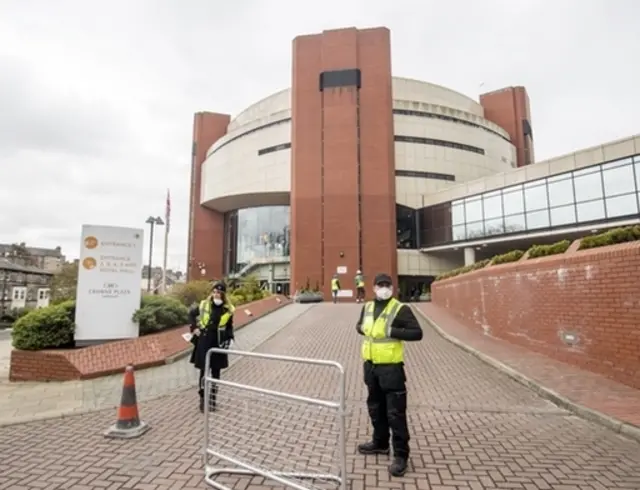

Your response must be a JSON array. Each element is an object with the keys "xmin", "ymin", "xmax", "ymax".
[
  {"xmin": 1, "ymin": 287, "xmax": 50, "ymax": 302},
  {"xmin": 452, "ymin": 155, "xmax": 640, "ymax": 227},
  {"xmin": 0, "ymin": 271, "xmax": 50, "ymax": 284},
  {"xmin": 396, "ymin": 169, "xmax": 455, "ymax": 181},
  {"xmin": 255, "ymin": 135, "xmax": 486, "ymax": 159},
  {"xmin": 257, "ymin": 142, "xmax": 291, "ymax": 156},
  {"xmin": 392, "ymin": 108, "xmax": 510, "ymax": 142},
  {"xmin": 394, "ymin": 135, "xmax": 485, "ymax": 155}
]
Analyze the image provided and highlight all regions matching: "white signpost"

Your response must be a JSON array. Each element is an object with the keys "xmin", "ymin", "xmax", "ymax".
[{"xmin": 75, "ymin": 225, "xmax": 144, "ymax": 345}]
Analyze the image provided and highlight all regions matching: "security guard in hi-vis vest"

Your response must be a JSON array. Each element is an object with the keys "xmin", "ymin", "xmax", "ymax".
[
  {"xmin": 354, "ymin": 270, "xmax": 365, "ymax": 303},
  {"xmin": 188, "ymin": 281, "xmax": 236, "ymax": 413},
  {"xmin": 355, "ymin": 273, "xmax": 423, "ymax": 477},
  {"xmin": 331, "ymin": 274, "xmax": 341, "ymax": 304}
]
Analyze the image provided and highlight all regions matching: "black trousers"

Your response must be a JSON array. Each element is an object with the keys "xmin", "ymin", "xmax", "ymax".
[
  {"xmin": 363, "ymin": 361, "xmax": 410, "ymax": 459},
  {"xmin": 198, "ymin": 365, "xmax": 221, "ymax": 403},
  {"xmin": 356, "ymin": 287, "xmax": 365, "ymax": 300}
]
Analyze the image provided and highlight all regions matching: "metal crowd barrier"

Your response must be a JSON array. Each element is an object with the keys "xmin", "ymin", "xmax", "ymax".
[{"xmin": 203, "ymin": 348, "xmax": 347, "ymax": 490}]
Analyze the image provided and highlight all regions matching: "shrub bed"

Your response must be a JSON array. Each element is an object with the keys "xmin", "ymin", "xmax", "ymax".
[
  {"xmin": 527, "ymin": 240, "xmax": 571, "ymax": 259},
  {"xmin": 491, "ymin": 249, "xmax": 524, "ymax": 265},
  {"xmin": 578, "ymin": 225, "xmax": 640, "ymax": 250},
  {"xmin": 12, "ymin": 301, "xmax": 76, "ymax": 350},
  {"xmin": 133, "ymin": 295, "xmax": 189, "ymax": 335},
  {"xmin": 435, "ymin": 259, "xmax": 490, "ymax": 281},
  {"xmin": 12, "ymin": 296, "xmax": 187, "ymax": 351}
]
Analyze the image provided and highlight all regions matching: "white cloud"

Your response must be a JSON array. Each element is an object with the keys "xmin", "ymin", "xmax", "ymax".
[{"xmin": 0, "ymin": 0, "xmax": 638, "ymax": 270}]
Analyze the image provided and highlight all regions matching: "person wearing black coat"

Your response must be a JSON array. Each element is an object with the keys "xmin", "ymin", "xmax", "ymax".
[{"xmin": 188, "ymin": 281, "xmax": 235, "ymax": 413}]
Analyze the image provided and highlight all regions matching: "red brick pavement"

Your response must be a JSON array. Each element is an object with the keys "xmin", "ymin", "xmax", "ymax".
[
  {"xmin": 415, "ymin": 302, "xmax": 640, "ymax": 430},
  {"xmin": 1, "ymin": 303, "xmax": 640, "ymax": 490}
]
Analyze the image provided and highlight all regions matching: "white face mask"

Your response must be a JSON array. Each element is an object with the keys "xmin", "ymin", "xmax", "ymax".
[
  {"xmin": 375, "ymin": 287, "xmax": 393, "ymax": 300},
  {"xmin": 213, "ymin": 298, "xmax": 223, "ymax": 306}
]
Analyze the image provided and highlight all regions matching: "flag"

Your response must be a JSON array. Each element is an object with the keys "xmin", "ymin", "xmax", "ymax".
[{"xmin": 165, "ymin": 189, "xmax": 171, "ymax": 233}]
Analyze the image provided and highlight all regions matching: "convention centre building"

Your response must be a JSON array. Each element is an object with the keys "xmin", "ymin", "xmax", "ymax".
[{"xmin": 187, "ymin": 26, "xmax": 640, "ymax": 300}]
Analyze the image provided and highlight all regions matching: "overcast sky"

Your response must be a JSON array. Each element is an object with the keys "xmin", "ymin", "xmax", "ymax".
[{"xmin": 0, "ymin": 0, "xmax": 638, "ymax": 270}]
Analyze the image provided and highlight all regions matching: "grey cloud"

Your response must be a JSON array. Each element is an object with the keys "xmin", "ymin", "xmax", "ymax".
[
  {"xmin": 0, "ymin": 0, "xmax": 639, "ymax": 269},
  {"xmin": 0, "ymin": 56, "xmax": 135, "ymax": 158}
]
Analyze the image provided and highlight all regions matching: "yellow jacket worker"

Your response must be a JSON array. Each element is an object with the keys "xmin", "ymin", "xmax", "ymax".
[
  {"xmin": 355, "ymin": 273, "xmax": 423, "ymax": 477},
  {"xmin": 330, "ymin": 274, "xmax": 341, "ymax": 304}
]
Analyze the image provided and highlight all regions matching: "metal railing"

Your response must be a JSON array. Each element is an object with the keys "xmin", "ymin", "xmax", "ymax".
[{"xmin": 204, "ymin": 348, "xmax": 347, "ymax": 490}]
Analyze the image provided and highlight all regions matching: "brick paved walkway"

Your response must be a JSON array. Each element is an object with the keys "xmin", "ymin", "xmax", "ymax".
[
  {"xmin": 1, "ymin": 303, "xmax": 639, "ymax": 490},
  {"xmin": 414, "ymin": 302, "xmax": 640, "ymax": 432},
  {"xmin": 0, "ymin": 304, "xmax": 314, "ymax": 426}
]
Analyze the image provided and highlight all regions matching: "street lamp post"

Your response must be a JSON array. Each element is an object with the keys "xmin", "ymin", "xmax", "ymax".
[{"xmin": 145, "ymin": 216, "xmax": 164, "ymax": 293}]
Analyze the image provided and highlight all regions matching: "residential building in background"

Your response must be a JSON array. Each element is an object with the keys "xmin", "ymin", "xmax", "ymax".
[
  {"xmin": 0, "ymin": 243, "xmax": 65, "ymax": 273},
  {"xmin": 140, "ymin": 266, "xmax": 185, "ymax": 293},
  {"xmin": 0, "ymin": 258, "xmax": 53, "ymax": 315},
  {"xmin": 188, "ymin": 25, "xmax": 640, "ymax": 300}
]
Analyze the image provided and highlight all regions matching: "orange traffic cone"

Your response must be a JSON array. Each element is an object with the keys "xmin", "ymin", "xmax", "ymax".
[{"xmin": 104, "ymin": 365, "xmax": 151, "ymax": 439}]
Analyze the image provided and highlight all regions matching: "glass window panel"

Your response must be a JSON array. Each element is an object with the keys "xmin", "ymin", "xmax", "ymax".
[
  {"xmin": 601, "ymin": 157, "xmax": 632, "ymax": 170},
  {"xmin": 606, "ymin": 194, "xmax": 639, "ymax": 218},
  {"xmin": 547, "ymin": 178, "xmax": 574, "ymax": 207},
  {"xmin": 504, "ymin": 214, "xmax": 526, "ymax": 233},
  {"xmin": 465, "ymin": 221, "xmax": 484, "ymax": 239},
  {"xmin": 526, "ymin": 210, "xmax": 550, "ymax": 230},
  {"xmin": 452, "ymin": 203, "xmax": 465, "ymax": 226},
  {"xmin": 464, "ymin": 198, "xmax": 483, "ymax": 223},
  {"xmin": 576, "ymin": 200, "xmax": 604, "ymax": 222},
  {"xmin": 235, "ymin": 206, "xmax": 290, "ymax": 268},
  {"xmin": 603, "ymin": 163, "xmax": 635, "ymax": 197},
  {"xmin": 484, "ymin": 217, "xmax": 504, "ymax": 236},
  {"xmin": 574, "ymin": 171, "xmax": 603, "ymax": 202},
  {"xmin": 550, "ymin": 204, "xmax": 576, "ymax": 226},
  {"xmin": 452, "ymin": 225, "xmax": 466, "ymax": 241},
  {"xmin": 502, "ymin": 189, "xmax": 525, "ymax": 215},
  {"xmin": 482, "ymin": 191, "xmax": 503, "ymax": 220},
  {"xmin": 524, "ymin": 184, "xmax": 548, "ymax": 211}
]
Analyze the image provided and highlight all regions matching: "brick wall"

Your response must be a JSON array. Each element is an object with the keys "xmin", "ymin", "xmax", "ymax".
[
  {"xmin": 10, "ymin": 295, "xmax": 291, "ymax": 382},
  {"xmin": 431, "ymin": 242, "xmax": 640, "ymax": 389}
]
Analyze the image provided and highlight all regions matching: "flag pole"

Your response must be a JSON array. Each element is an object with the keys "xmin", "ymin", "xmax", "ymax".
[{"xmin": 162, "ymin": 189, "xmax": 170, "ymax": 295}]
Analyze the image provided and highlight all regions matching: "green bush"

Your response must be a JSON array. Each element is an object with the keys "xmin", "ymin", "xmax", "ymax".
[
  {"xmin": 578, "ymin": 225, "xmax": 640, "ymax": 250},
  {"xmin": 527, "ymin": 240, "xmax": 571, "ymax": 259},
  {"xmin": 170, "ymin": 280, "xmax": 212, "ymax": 307},
  {"xmin": 12, "ymin": 303, "xmax": 75, "ymax": 350},
  {"xmin": 133, "ymin": 295, "xmax": 189, "ymax": 335},
  {"xmin": 491, "ymin": 249, "xmax": 525, "ymax": 265},
  {"xmin": 435, "ymin": 259, "xmax": 490, "ymax": 281}
]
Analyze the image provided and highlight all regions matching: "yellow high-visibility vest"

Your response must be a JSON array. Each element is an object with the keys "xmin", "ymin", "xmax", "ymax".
[
  {"xmin": 355, "ymin": 275, "xmax": 364, "ymax": 288},
  {"xmin": 198, "ymin": 300, "xmax": 235, "ymax": 331},
  {"xmin": 331, "ymin": 278, "xmax": 339, "ymax": 291},
  {"xmin": 361, "ymin": 298, "xmax": 404, "ymax": 364}
]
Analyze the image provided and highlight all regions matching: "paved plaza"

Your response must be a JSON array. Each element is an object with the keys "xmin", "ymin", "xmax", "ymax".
[{"xmin": 1, "ymin": 303, "xmax": 640, "ymax": 490}]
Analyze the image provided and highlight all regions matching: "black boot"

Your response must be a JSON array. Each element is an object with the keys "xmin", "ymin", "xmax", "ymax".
[
  {"xmin": 357, "ymin": 441, "xmax": 390, "ymax": 455},
  {"xmin": 199, "ymin": 396, "xmax": 204, "ymax": 413},
  {"xmin": 389, "ymin": 457, "xmax": 408, "ymax": 477}
]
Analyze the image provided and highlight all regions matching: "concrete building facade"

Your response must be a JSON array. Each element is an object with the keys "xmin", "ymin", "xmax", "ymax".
[{"xmin": 188, "ymin": 26, "xmax": 635, "ymax": 300}]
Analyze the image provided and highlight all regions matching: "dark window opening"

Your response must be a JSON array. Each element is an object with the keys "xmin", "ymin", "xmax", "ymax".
[
  {"xmin": 394, "ymin": 135, "xmax": 485, "ymax": 155},
  {"xmin": 396, "ymin": 204, "xmax": 417, "ymax": 249}
]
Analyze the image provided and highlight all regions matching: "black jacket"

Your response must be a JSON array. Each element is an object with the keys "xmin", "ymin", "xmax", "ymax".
[
  {"xmin": 188, "ymin": 301, "xmax": 235, "ymax": 371},
  {"xmin": 356, "ymin": 299, "xmax": 423, "ymax": 343}
]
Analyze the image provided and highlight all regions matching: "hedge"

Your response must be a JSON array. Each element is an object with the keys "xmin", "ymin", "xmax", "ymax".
[
  {"xmin": 435, "ymin": 259, "xmax": 490, "ymax": 281},
  {"xmin": 171, "ymin": 276, "xmax": 270, "ymax": 308},
  {"xmin": 578, "ymin": 225, "xmax": 640, "ymax": 250},
  {"xmin": 11, "ymin": 296, "xmax": 187, "ymax": 351},
  {"xmin": 12, "ymin": 301, "xmax": 76, "ymax": 350},
  {"xmin": 491, "ymin": 249, "xmax": 524, "ymax": 265},
  {"xmin": 133, "ymin": 295, "xmax": 189, "ymax": 335},
  {"xmin": 527, "ymin": 240, "xmax": 571, "ymax": 259}
]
